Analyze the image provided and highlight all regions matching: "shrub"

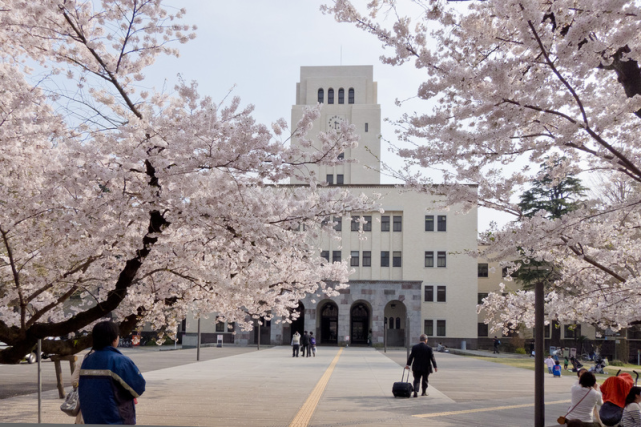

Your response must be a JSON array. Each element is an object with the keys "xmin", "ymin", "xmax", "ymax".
[
  {"xmin": 515, "ymin": 347, "xmax": 526, "ymax": 354},
  {"xmin": 609, "ymin": 359, "xmax": 625, "ymax": 366}
]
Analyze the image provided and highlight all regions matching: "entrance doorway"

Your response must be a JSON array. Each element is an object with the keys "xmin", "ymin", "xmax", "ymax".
[
  {"xmin": 320, "ymin": 302, "xmax": 338, "ymax": 344},
  {"xmin": 288, "ymin": 302, "xmax": 305, "ymax": 344},
  {"xmin": 350, "ymin": 303, "xmax": 370, "ymax": 345}
]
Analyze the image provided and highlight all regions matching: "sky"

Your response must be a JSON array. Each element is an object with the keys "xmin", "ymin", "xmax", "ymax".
[{"xmin": 144, "ymin": 0, "xmax": 515, "ymax": 233}]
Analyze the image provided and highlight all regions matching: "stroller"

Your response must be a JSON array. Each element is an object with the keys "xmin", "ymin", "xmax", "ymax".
[
  {"xmin": 589, "ymin": 357, "xmax": 607, "ymax": 375},
  {"xmin": 599, "ymin": 370, "xmax": 636, "ymax": 426}
]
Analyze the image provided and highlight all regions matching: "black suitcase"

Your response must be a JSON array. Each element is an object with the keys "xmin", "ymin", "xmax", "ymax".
[{"xmin": 392, "ymin": 369, "xmax": 414, "ymax": 398}]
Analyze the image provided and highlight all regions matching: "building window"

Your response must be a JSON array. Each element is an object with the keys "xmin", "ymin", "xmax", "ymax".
[
  {"xmin": 437, "ymin": 215, "xmax": 447, "ymax": 231},
  {"xmin": 216, "ymin": 322, "xmax": 224, "ymax": 332},
  {"xmin": 381, "ymin": 216, "xmax": 390, "ymax": 232},
  {"xmin": 534, "ymin": 324, "xmax": 551, "ymax": 339},
  {"xmin": 326, "ymin": 174, "xmax": 333, "ymax": 185},
  {"xmin": 478, "ymin": 263, "xmax": 489, "ymax": 278},
  {"xmin": 425, "ymin": 215, "xmax": 434, "ymax": 231},
  {"xmin": 437, "ymin": 320, "xmax": 446, "ymax": 337},
  {"xmin": 333, "ymin": 216, "xmax": 342, "ymax": 231},
  {"xmin": 437, "ymin": 286, "xmax": 446, "ymax": 302},
  {"xmin": 502, "ymin": 267, "xmax": 510, "ymax": 277},
  {"xmin": 393, "ymin": 251, "xmax": 402, "ymax": 267},
  {"xmin": 564, "ymin": 324, "xmax": 581, "ymax": 339},
  {"xmin": 338, "ymin": 152, "xmax": 344, "ymax": 160},
  {"xmin": 365, "ymin": 123, "xmax": 368, "ymax": 132},
  {"xmin": 337, "ymin": 174, "xmax": 344, "ymax": 185},
  {"xmin": 393, "ymin": 216, "xmax": 402, "ymax": 232},
  {"xmin": 318, "ymin": 88, "xmax": 324, "ymax": 104},
  {"xmin": 396, "ymin": 317, "xmax": 401, "ymax": 329},
  {"xmin": 424, "ymin": 251, "xmax": 434, "ymax": 267},
  {"xmin": 348, "ymin": 88, "xmax": 355, "ymax": 104},
  {"xmin": 351, "ymin": 216, "xmax": 360, "ymax": 231},
  {"xmin": 424, "ymin": 320, "xmax": 434, "ymax": 336},
  {"xmin": 227, "ymin": 322, "xmax": 235, "ymax": 332},
  {"xmin": 381, "ymin": 251, "xmax": 390, "ymax": 267},
  {"xmin": 424, "ymin": 285, "xmax": 434, "ymax": 302},
  {"xmin": 437, "ymin": 251, "xmax": 446, "ymax": 267},
  {"xmin": 362, "ymin": 251, "xmax": 371, "ymax": 267},
  {"xmin": 338, "ymin": 88, "xmax": 344, "ymax": 104},
  {"xmin": 478, "ymin": 292, "xmax": 488, "ymax": 305},
  {"xmin": 328, "ymin": 88, "xmax": 334, "ymax": 104},
  {"xmin": 350, "ymin": 251, "xmax": 359, "ymax": 267},
  {"xmin": 363, "ymin": 216, "xmax": 372, "ymax": 231},
  {"xmin": 478, "ymin": 323, "xmax": 489, "ymax": 337},
  {"xmin": 388, "ymin": 317, "xmax": 394, "ymax": 329},
  {"xmin": 332, "ymin": 251, "xmax": 341, "ymax": 263},
  {"xmin": 321, "ymin": 251, "xmax": 329, "ymax": 262}
]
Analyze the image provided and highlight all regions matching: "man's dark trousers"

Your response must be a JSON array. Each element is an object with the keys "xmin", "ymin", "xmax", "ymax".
[{"xmin": 412, "ymin": 370, "xmax": 430, "ymax": 395}]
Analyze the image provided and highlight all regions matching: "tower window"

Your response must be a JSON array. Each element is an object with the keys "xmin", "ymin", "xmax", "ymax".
[
  {"xmin": 348, "ymin": 88, "xmax": 355, "ymax": 104},
  {"xmin": 338, "ymin": 88, "xmax": 344, "ymax": 104},
  {"xmin": 328, "ymin": 88, "xmax": 334, "ymax": 104},
  {"xmin": 336, "ymin": 174, "xmax": 344, "ymax": 185},
  {"xmin": 365, "ymin": 123, "xmax": 368, "ymax": 132},
  {"xmin": 326, "ymin": 174, "xmax": 334, "ymax": 185},
  {"xmin": 318, "ymin": 88, "xmax": 324, "ymax": 104}
]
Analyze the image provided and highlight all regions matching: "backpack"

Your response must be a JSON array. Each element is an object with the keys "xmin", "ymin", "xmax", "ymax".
[{"xmin": 310, "ymin": 337, "xmax": 316, "ymax": 346}]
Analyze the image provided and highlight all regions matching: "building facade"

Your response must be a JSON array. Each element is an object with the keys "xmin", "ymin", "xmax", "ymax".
[{"xmin": 182, "ymin": 66, "xmax": 480, "ymax": 349}]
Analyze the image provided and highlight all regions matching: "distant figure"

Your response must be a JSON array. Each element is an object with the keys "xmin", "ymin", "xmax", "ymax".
[
  {"xmin": 564, "ymin": 356, "xmax": 570, "ymax": 371},
  {"xmin": 309, "ymin": 332, "xmax": 317, "ymax": 357},
  {"xmin": 78, "ymin": 321, "xmax": 146, "ymax": 425},
  {"xmin": 367, "ymin": 329, "xmax": 372, "ymax": 347},
  {"xmin": 529, "ymin": 341, "xmax": 535, "ymax": 357},
  {"xmin": 545, "ymin": 355, "xmax": 555, "ymax": 374},
  {"xmin": 291, "ymin": 331, "xmax": 301, "ymax": 357},
  {"xmin": 553, "ymin": 360, "xmax": 562, "ymax": 378},
  {"xmin": 301, "ymin": 331, "xmax": 310, "ymax": 358},
  {"xmin": 622, "ymin": 386, "xmax": 641, "ymax": 427},
  {"xmin": 405, "ymin": 334, "xmax": 437, "ymax": 398},
  {"xmin": 493, "ymin": 336, "xmax": 500, "ymax": 354}
]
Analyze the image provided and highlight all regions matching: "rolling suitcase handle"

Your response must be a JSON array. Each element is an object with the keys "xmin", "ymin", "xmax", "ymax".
[{"xmin": 401, "ymin": 368, "xmax": 411, "ymax": 383}]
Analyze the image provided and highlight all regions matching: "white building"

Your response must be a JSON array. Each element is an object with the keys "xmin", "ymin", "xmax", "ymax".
[{"xmin": 182, "ymin": 66, "xmax": 480, "ymax": 349}]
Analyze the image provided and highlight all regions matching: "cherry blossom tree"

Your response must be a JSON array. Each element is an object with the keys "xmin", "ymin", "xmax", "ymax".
[
  {"xmin": 324, "ymin": 0, "xmax": 641, "ymax": 331},
  {"xmin": 0, "ymin": 0, "xmax": 370, "ymax": 364}
]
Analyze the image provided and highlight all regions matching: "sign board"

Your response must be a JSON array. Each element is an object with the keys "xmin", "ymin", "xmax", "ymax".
[
  {"xmin": 217, "ymin": 335, "xmax": 223, "ymax": 341},
  {"xmin": 345, "ymin": 336, "xmax": 350, "ymax": 342},
  {"xmin": 216, "ymin": 335, "xmax": 223, "ymax": 348}
]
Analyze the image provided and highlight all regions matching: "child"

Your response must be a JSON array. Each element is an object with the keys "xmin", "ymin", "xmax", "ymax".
[
  {"xmin": 564, "ymin": 356, "xmax": 569, "ymax": 370},
  {"xmin": 553, "ymin": 360, "xmax": 562, "ymax": 377},
  {"xmin": 309, "ymin": 332, "xmax": 316, "ymax": 357}
]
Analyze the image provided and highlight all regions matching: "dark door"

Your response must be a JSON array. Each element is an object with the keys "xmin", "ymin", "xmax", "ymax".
[
  {"xmin": 350, "ymin": 303, "xmax": 369, "ymax": 344},
  {"xmin": 320, "ymin": 303, "xmax": 338, "ymax": 344}
]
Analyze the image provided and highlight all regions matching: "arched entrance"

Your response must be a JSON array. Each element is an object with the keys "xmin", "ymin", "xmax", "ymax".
[
  {"xmin": 384, "ymin": 300, "xmax": 407, "ymax": 346},
  {"xmin": 350, "ymin": 302, "xmax": 370, "ymax": 345},
  {"xmin": 319, "ymin": 301, "xmax": 338, "ymax": 344},
  {"xmin": 287, "ymin": 302, "xmax": 305, "ymax": 344}
]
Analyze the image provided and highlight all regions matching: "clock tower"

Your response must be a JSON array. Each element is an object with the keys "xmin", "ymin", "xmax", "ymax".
[{"xmin": 290, "ymin": 66, "xmax": 381, "ymax": 184}]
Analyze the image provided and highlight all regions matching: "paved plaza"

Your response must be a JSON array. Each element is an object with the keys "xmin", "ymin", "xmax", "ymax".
[{"xmin": 1, "ymin": 346, "xmax": 579, "ymax": 426}]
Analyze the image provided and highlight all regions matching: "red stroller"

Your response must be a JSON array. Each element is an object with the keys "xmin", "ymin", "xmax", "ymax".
[{"xmin": 599, "ymin": 370, "xmax": 635, "ymax": 426}]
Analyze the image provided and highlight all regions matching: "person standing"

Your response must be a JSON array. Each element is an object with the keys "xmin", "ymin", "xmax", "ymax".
[
  {"xmin": 309, "ymin": 332, "xmax": 317, "ymax": 357},
  {"xmin": 78, "ymin": 321, "xmax": 146, "ymax": 425},
  {"xmin": 301, "ymin": 331, "xmax": 310, "ymax": 358},
  {"xmin": 545, "ymin": 355, "xmax": 556, "ymax": 374},
  {"xmin": 404, "ymin": 334, "xmax": 437, "ymax": 398},
  {"xmin": 493, "ymin": 336, "xmax": 500, "ymax": 354},
  {"xmin": 291, "ymin": 331, "xmax": 301, "ymax": 357}
]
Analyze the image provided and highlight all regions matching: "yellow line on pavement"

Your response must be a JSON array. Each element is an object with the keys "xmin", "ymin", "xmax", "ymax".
[
  {"xmin": 413, "ymin": 399, "xmax": 571, "ymax": 418},
  {"xmin": 289, "ymin": 348, "xmax": 344, "ymax": 427}
]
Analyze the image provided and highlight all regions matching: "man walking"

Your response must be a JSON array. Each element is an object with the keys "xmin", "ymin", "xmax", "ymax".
[
  {"xmin": 301, "ymin": 331, "xmax": 310, "ymax": 358},
  {"xmin": 405, "ymin": 334, "xmax": 437, "ymax": 398},
  {"xmin": 493, "ymin": 336, "xmax": 500, "ymax": 354}
]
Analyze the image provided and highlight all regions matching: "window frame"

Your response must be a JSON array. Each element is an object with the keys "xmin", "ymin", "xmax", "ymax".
[
  {"xmin": 338, "ymin": 88, "xmax": 344, "ymax": 104},
  {"xmin": 393, "ymin": 216, "xmax": 402, "ymax": 232},
  {"xmin": 392, "ymin": 251, "xmax": 402, "ymax": 267},
  {"xmin": 328, "ymin": 88, "xmax": 334, "ymax": 104},
  {"xmin": 424, "ymin": 319, "xmax": 434, "ymax": 336},
  {"xmin": 362, "ymin": 251, "xmax": 371, "ymax": 267},
  {"xmin": 363, "ymin": 215, "xmax": 372, "ymax": 231},
  {"xmin": 424, "ymin": 285, "xmax": 434, "ymax": 302},
  {"xmin": 425, "ymin": 215, "xmax": 434, "ymax": 232},
  {"xmin": 437, "ymin": 251, "xmax": 447, "ymax": 268},
  {"xmin": 326, "ymin": 174, "xmax": 333, "ymax": 185},
  {"xmin": 350, "ymin": 251, "xmax": 359, "ymax": 267},
  {"xmin": 333, "ymin": 216, "xmax": 342, "ymax": 232},
  {"xmin": 381, "ymin": 216, "xmax": 390, "ymax": 232},
  {"xmin": 351, "ymin": 216, "xmax": 360, "ymax": 232},
  {"xmin": 437, "ymin": 286, "xmax": 446, "ymax": 302},
  {"xmin": 437, "ymin": 320, "xmax": 446, "ymax": 337},
  {"xmin": 478, "ymin": 323, "xmax": 489, "ymax": 337},
  {"xmin": 365, "ymin": 123, "xmax": 368, "ymax": 132},
  {"xmin": 477, "ymin": 292, "xmax": 488, "ymax": 305},
  {"xmin": 332, "ymin": 250, "xmax": 341, "ymax": 263},
  {"xmin": 437, "ymin": 215, "xmax": 447, "ymax": 232},
  {"xmin": 424, "ymin": 251, "xmax": 434, "ymax": 268},
  {"xmin": 348, "ymin": 88, "xmax": 354, "ymax": 104},
  {"xmin": 381, "ymin": 251, "xmax": 390, "ymax": 267},
  {"xmin": 215, "ymin": 322, "xmax": 225, "ymax": 332},
  {"xmin": 320, "ymin": 251, "xmax": 329, "ymax": 262},
  {"xmin": 318, "ymin": 88, "xmax": 324, "ymax": 104},
  {"xmin": 478, "ymin": 263, "xmax": 489, "ymax": 278},
  {"xmin": 336, "ymin": 174, "xmax": 344, "ymax": 185}
]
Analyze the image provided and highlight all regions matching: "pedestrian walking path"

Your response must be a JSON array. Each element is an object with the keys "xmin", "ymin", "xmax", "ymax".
[{"xmin": 0, "ymin": 346, "xmax": 580, "ymax": 426}]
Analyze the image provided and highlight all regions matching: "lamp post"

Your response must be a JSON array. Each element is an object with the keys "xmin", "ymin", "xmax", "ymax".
[
  {"xmin": 197, "ymin": 318, "xmax": 201, "ymax": 361},
  {"xmin": 384, "ymin": 317, "xmax": 387, "ymax": 353}
]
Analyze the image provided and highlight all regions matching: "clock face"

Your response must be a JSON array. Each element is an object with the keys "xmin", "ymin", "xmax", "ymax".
[{"xmin": 327, "ymin": 115, "xmax": 346, "ymax": 130}]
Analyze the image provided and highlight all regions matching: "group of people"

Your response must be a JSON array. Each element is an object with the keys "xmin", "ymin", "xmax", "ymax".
[
  {"xmin": 291, "ymin": 331, "xmax": 316, "ymax": 357},
  {"xmin": 69, "ymin": 320, "xmax": 146, "ymax": 424},
  {"xmin": 561, "ymin": 367, "xmax": 641, "ymax": 427}
]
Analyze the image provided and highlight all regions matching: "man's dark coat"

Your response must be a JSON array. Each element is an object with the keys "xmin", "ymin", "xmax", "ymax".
[{"xmin": 406, "ymin": 342, "xmax": 437, "ymax": 373}]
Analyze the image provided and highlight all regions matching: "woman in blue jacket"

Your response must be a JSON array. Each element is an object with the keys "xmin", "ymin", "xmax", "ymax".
[{"xmin": 79, "ymin": 321, "xmax": 146, "ymax": 425}]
